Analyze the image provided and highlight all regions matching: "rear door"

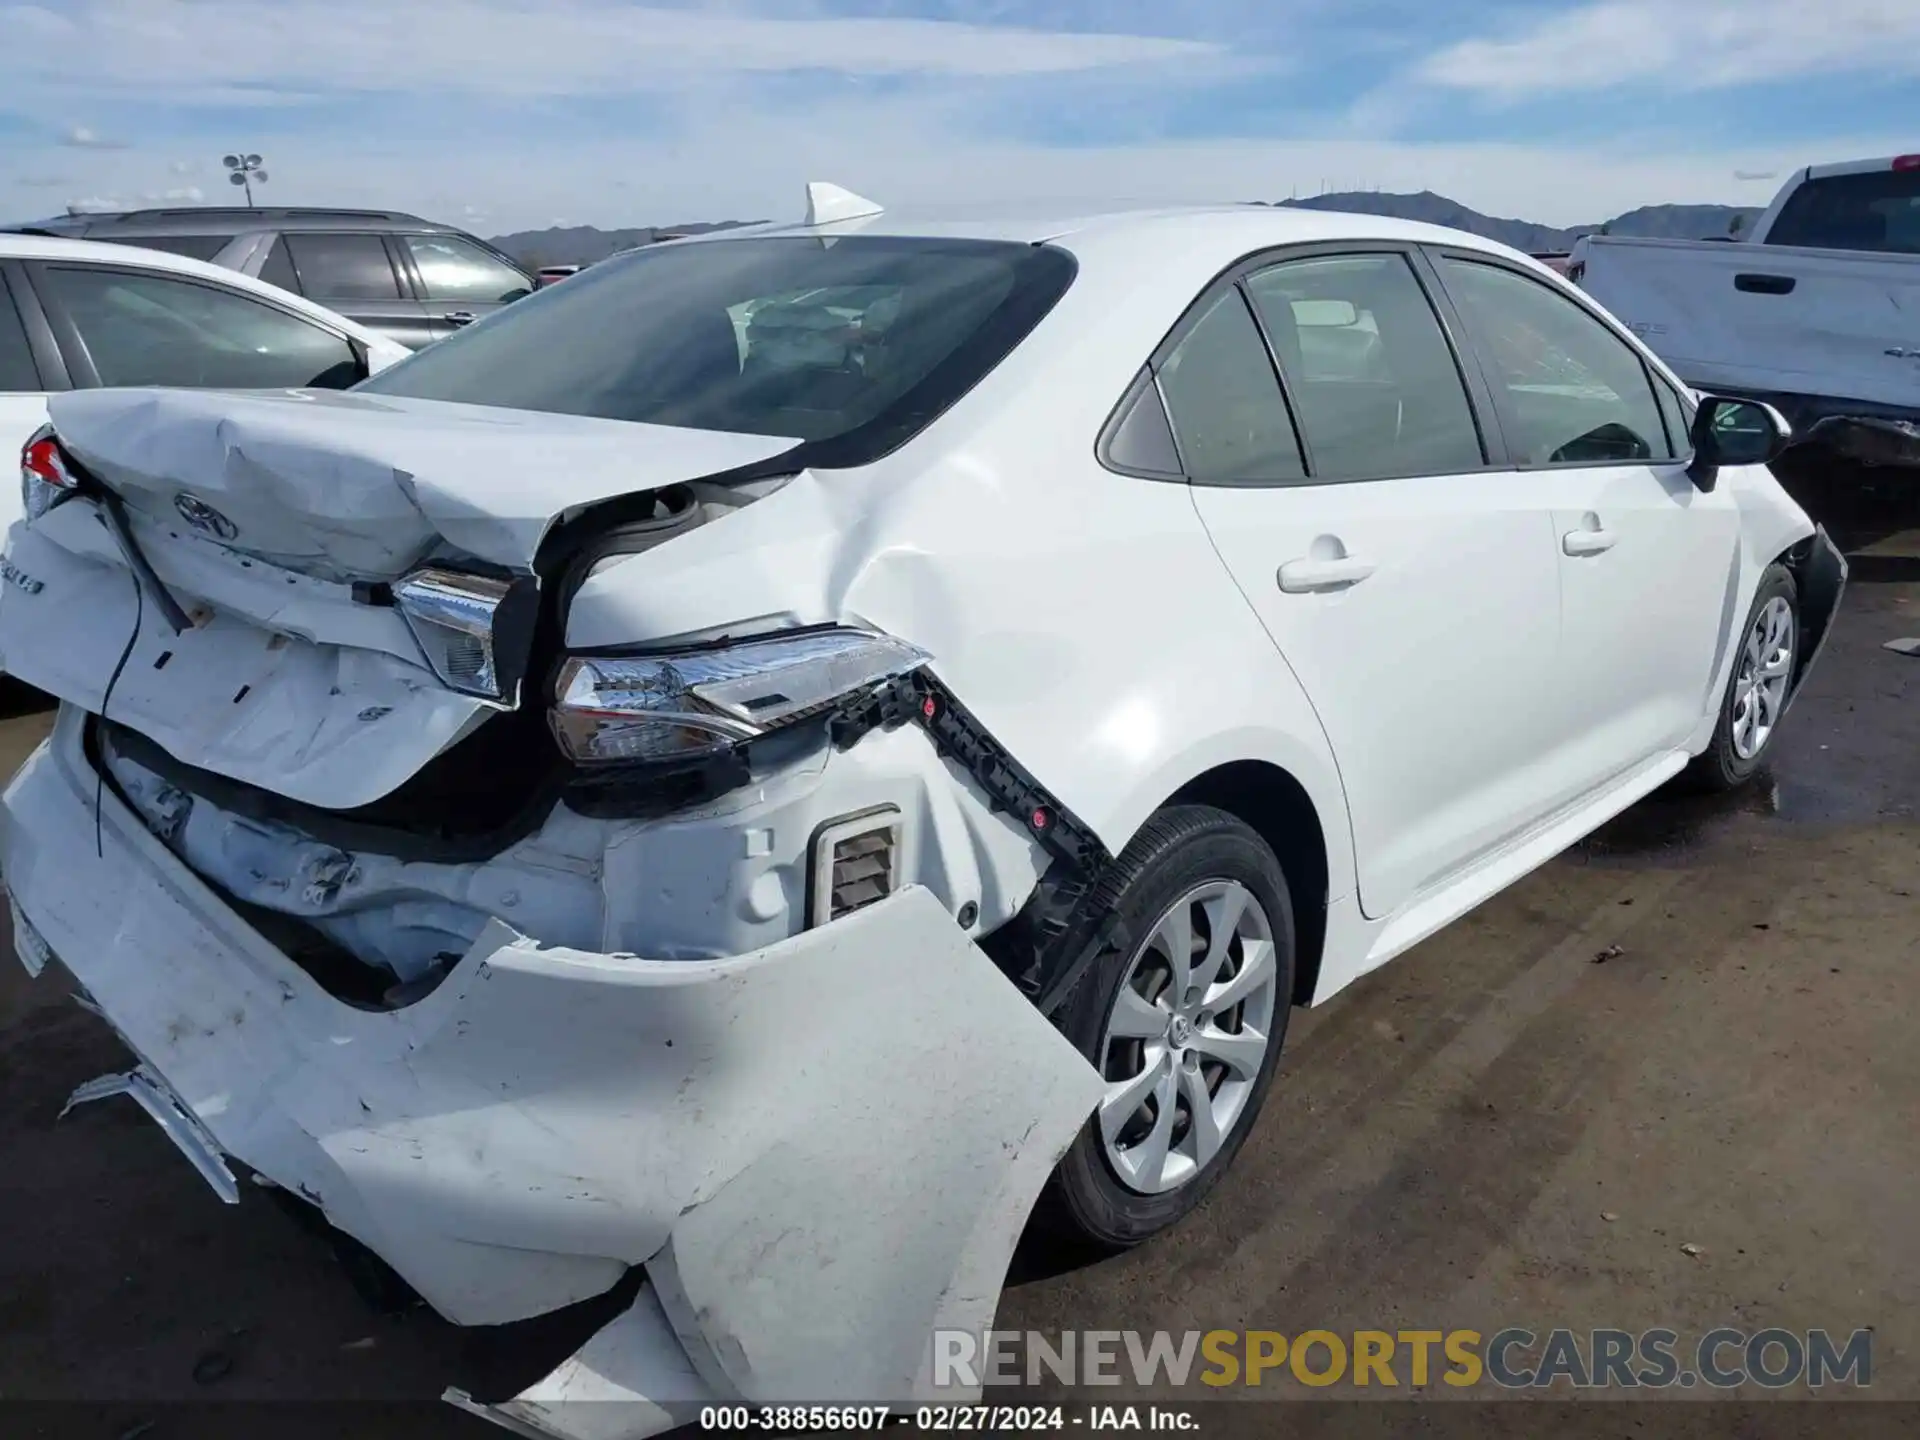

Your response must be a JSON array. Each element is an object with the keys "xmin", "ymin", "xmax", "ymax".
[
  {"xmin": 1428, "ymin": 251, "xmax": 1739, "ymax": 794},
  {"xmin": 1171, "ymin": 245, "xmax": 1566, "ymax": 921},
  {"xmin": 270, "ymin": 232, "xmax": 439, "ymax": 351},
  {"xmin": 393, "ymin": 233, "xmax": 533, "ymax": 342}
]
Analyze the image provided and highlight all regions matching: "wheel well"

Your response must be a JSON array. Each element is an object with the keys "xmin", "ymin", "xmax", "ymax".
[{"xmin": 1168, "ymin": 761, "xmax": 1329, "ymax": 1008}]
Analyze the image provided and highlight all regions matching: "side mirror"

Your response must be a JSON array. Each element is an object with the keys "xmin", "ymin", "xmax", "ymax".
[{"xmin": 1686, "ymin": 395, "xmax": 1792, "ymax": 491}]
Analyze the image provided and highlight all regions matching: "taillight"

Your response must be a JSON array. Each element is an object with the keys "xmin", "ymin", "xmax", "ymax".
[
  {"xmin": 20, "ymin": 424, "xmax": 79, "ymax": 524},
  {"xmin": 550, "ymin": 627, "xmax": 931, "ymax": 768},
  {"xmin": 1893, "ymin": 155, "xmax": 1920, "ymax": 173}
]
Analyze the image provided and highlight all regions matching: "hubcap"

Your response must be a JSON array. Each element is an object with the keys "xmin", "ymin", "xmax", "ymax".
[
  {"xmin": 1096, "ymin": 879, "xmax": 1279, "ymax": 1196},
  {"xmin": 1730, "ymin": 595, "xmax": 1796, "ymax": 762}
]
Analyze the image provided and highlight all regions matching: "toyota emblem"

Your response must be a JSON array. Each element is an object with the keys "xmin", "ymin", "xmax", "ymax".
[{"xmin": 173, "ymin": 493, "xmax": 239, "ymax": 541}]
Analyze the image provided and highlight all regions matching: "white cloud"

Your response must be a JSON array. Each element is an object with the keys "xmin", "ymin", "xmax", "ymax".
[
  {"xmin": 65, "ymin": 195, "xmax": 126, "ymax": 212},
  {"xmin": 59, "ymin": 124, "xmax": 128, "ymax": 148},
  {"xmin": 137, "ymin": 185, "xmax": 205, "ymax": 201},
  {"xmin": 1419, "ymin": 0, "xmax": 1920, "ymax": 97},
  {"xmin": 52, "ymin": 100, "xmax": 1901, "ymax": 234},
  {"xmin": 10, "ymin": 0, "xmax": 1218, "ymax": 99}
]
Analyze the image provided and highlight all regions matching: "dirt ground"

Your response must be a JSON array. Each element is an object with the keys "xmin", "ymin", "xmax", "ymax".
[{"xmin": 0, "ymin": 460, "xmax": 1915, "ymax": 1437}]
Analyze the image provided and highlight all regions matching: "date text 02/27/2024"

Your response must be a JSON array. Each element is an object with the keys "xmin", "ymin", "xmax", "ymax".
[{"xmin": 696, "ymin": 1406, "xmax": 1199, "ymax": 1431}]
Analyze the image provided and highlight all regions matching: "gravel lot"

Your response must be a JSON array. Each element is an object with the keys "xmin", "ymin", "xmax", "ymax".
[{"xmin": 0, "ymin": 460, "xmax": 1913, "ymax": 1437}]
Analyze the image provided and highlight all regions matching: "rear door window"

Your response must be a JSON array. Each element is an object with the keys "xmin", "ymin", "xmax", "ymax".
[
  {"xmin": 0, "ymin": 275, "xmax": 41, "ymax": 390},
  {"xmin": 283, "ymin": 233, "xmax": 403, "ymax": 300},
  {"xmin": 1766, "ymin": 168, "xmax": 1920, "ymax": 254},
  {"xmin": 1244, "ymin": 253, "xmax": 1485, "ymax": 481},
  {"xmin": 401, "ymin": 235, "xmax": 531, "ymax": 303},
  {"xmin": 259, "ymin": 237, "xmax": 300, "ymax": 293},
  {"xmin": 38, "ymin": 265, "xmax": 363, "ymax": 390}
]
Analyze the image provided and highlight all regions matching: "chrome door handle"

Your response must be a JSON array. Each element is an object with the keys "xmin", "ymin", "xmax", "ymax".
[
  {"xmin": 1563, "ymin": 528, "xmax": 1618, "ymax": 556},
  {"xmin": 1277, "ymin": 555, "xmax": 1375, "ymax": 593},
  {"xmin": 443, "ymin": 311, "xmax": 478, "ymax": 326}
]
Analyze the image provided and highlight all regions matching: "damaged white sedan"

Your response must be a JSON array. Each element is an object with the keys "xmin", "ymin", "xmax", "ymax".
[{"xmin": 1, "ymin": 188, "xmax": 1845, "ymax": 1435}]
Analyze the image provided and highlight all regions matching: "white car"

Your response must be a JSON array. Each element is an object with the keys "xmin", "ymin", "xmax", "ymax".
[
  {"xmin": 0, "ymin": 190, "xmax": 1845, "ymax": 1434},
  {"xmin": 1, "ymin": 232, "xmax": 411, "ymax": 542}
]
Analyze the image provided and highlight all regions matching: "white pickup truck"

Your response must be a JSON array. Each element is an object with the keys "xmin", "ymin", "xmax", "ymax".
[{"xmin": 1569, "ymin": 154, "xmax": 1920, "ymax": 468}]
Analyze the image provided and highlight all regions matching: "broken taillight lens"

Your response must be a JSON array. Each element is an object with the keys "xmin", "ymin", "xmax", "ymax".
[
  {"xmin": 20, "ymin": 425, "xmax": 79, "ymax": 524},
  {"xmin": 392, "ymin": 565, "xmax": 540, "ymax": 706},
  {"xmin": 550, "ymin": 627, "xmax": 930, "ymax": 767}
]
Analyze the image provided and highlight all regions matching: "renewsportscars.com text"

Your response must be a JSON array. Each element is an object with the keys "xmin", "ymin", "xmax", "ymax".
[{"xmin": 933, "ymin": 1327, "xmax": 1873, "ymax": 1391}]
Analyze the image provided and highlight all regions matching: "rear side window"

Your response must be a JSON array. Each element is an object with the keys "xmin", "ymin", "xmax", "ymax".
[
  {"xmin": 0, "ymin": 276, "xmax": 40, "ymax": 390},
  {"xmin": 402, "ymin": 235, "xmax": 531, "ymax": 303},
  {"xmin": 1435, "ymin": 257, "xmax": 1671, "ymax": 465},
  {"xmin": 284, "ymin": 234, "xmax": 402, "ymax": 300},
  {"xmin": 118, "ymin": 235, "xmax": 230, "ymax": 264},
  {"xmin": 1153, "ymin": 288, "xmax": 1305, "ymax": 484},
  {"xmin": 1766, "ymin": 169, "xmax": 1920, "ymax": 254},
  {"xmin": 1245, "ymin": 254, "xmax": 1484, "ymax": 482},
  {"xmin": 39, "ymin": 266, "xmax": 362, "ymax": 390},
  {"xmin": 359, "ymin": 235, "xmax": 1077, "ymax": 465}
]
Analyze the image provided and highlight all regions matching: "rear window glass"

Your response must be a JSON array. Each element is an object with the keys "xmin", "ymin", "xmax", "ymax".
[
  {"xmin": 116, "ymin": 235, "xmax": 230, "ymax": 263},
  {"xmin": 1766, "ymin": 169, "xmax": 1920, "ymax": 254},
  {"xmin": 356, "ymin": 235, "xmax": 1076, "ymax": 465}
]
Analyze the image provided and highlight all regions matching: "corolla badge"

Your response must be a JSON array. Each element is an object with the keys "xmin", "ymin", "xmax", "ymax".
[{"xmin": 173, "ymin": 493, "xmax": 239, "ymax": 541}]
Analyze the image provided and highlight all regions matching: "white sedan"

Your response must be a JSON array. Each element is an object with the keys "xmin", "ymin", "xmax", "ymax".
[
  {"xmin": 1, "ymin": 231, "xmax": 410, "ymax": 537},
  {"xmin": 0, "ymin": 187, "xmax": 1843, "ymax": 1433}
]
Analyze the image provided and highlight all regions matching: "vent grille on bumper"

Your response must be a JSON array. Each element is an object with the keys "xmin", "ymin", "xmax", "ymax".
[{"xmin": 809, "ymin": 807, "xmax": 903, "ymax": 927}]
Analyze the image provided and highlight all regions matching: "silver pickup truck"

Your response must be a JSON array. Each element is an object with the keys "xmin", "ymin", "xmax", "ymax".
[{"xmin": 1569, "ymin": 154, "xmax": 1920, "ymax": 469}]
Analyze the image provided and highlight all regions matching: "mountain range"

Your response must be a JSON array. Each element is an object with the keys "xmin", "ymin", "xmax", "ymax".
[{"xmin": 489, "ymin": 190, "xmax": 1765, "ymax": 267}]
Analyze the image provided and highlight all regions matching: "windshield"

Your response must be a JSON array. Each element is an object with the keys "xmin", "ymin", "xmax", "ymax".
[{"xmin": 358, "ymin": 234, "xmax": 1075, "ymax": 464}]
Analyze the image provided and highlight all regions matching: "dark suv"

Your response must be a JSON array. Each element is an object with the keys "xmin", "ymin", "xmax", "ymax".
[{"xmin": 7, "ymin": 208, "xmax": 534, "ymax": 350}]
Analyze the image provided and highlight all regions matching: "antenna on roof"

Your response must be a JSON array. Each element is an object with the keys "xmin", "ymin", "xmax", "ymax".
[{"xmin": 805, "ymin": 181, "xmax": 883, "ymax": 226}]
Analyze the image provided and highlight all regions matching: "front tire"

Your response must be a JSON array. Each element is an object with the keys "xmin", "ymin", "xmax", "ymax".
[
  {"xmin": 1047, "ymin": 806, "xmax": 1295, "ymax": 1250},
  {"xmin": 1686, "ymin": 562, "xmax": 1799, "ymax": 793}
]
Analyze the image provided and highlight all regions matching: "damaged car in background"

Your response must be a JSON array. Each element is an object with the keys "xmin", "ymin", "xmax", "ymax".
[{"xmin": 0, "ymin": 182, "xmax": 1845, "ymax": 1438}]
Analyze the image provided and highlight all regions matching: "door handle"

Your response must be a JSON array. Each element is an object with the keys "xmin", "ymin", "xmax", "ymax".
[
  {"xmin": 1562, "ymin": 527, "xmax": 1618, "ymax": 557},
  {"xmin": 442, "ymin": 311, "xmax": 478, "ymax": 326},
  {"xmin": 1277, "ymin": 555, "xmax": 1375, "ymax": 593},
  {"xmin": 1733, "ymin": 273, "xmax": 1796, "ymax": 295}
]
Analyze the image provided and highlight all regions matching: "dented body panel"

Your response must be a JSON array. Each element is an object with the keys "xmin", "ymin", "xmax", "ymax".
[{"xmin": 4, "ymin": 707, "xmax": 1102, "ymax": 1355}]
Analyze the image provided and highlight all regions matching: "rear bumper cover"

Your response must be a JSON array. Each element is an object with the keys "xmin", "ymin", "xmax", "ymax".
[{"xmin": 4, "ymin": 705, "xmax": 1103, "ymax": 1429}]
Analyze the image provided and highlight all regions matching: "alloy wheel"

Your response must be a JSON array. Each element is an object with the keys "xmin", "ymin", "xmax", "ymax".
[
  {"xmin": 1096, "ymin": 879, "xmax": 1279, "ymax": 1195},
  {"xmin": 1730, "ymin": 594, "xmax": 1796, "ymax": 761}
]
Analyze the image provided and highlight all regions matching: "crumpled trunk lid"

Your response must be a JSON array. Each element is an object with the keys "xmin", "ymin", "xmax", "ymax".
[
  {"xmin": 44, "ymin": 386, "xmax": 799, "ymax": 579},
  {"xmin": 0, "ymin": 388, "xmax": 798, "ymax": 809}
]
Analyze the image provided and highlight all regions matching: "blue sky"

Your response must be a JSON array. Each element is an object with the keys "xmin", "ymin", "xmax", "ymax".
[{"xmin": 3, "ymin": 0, "xmax": 1916, "ymax": 233}]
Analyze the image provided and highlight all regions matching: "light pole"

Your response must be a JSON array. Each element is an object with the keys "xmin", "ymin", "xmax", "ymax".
[{"xmin": 223, "ymin": 152, "xmax": 268, "ymax": 204}]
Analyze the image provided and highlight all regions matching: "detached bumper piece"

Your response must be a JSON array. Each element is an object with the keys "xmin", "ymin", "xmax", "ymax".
[
  {"xmin": 60, "ymin": 1066, "xmax": 240, "ymax": 1204},
  {"xmin": 4, "ymin": 706, "xmax": 1105, "ymax": 1440},
  {"xmin": 1802, "ymin": 414, "xmax": 1920, "ymax": 470}
]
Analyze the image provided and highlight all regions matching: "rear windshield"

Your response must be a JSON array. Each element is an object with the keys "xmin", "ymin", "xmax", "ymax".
[
  {"xmin": 357, "ymin": 235, "xmax": 1076, "ymax": 465},
  {"xmin": 113, "ymin": 235, "xmax": 232, "ymax": 263},
  {"xmin": 1765, "ymin": 169, "xmax": 1920, "ymax": 254}
]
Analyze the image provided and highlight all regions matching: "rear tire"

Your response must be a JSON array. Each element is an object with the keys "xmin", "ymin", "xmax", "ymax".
[
  {"xmin": 1684, "ymin": 562, "xmax": 1799, "ymax": 793},
  {"xmin": 1045, "ymin": 805, "xmax": 1294, "ymax": 1251}
]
